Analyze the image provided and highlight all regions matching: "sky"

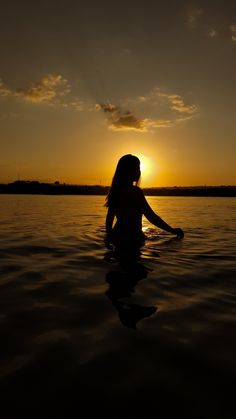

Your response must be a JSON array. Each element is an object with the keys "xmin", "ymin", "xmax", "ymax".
[{"xmin": 0, "ymin": 0, "xmax": 236, "ymax": 186}]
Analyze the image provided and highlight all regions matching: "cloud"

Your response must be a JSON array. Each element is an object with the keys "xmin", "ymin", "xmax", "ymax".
[
  {"xmin": 135, "ymin": 88, "xmax": 198, "ymax": 115},
  {"xmin": 145, "ymin": 119, "xmax": 174, "ymax": 128},
  {"xmin": 96, "ymin": 103, "xmax": 147, "ymax": 131},
  {"xmin": 1, "ymin": 74, "xmax": 198, "ymax": 132},
  {"xmin": 230, "ymin": 24, "xmax": 236, "ymax": 42},
  {"xmin": 97, "ymin": 89, "xmax": 198, "ymax": 133},
  {"xmin": 61, "ymin": 99, "xmax": 84, "ymax": 111},
  {"xmin": 0, "ymin": 79, "xmax": 11, "ymax": 97},
  {"xmin": 160, "ymin": 93, "xmax": 198, "ymax": 114},
  {"xmin": 0, "ymin": 74, "xmax": 85, "ymax": 111},
  {"xmin": 207, "ymin": 28, "xmax": 217, "ymax": 38},
  {"xmin": 187, "ymin": 6, "xmax": 203, "ymax": 28},
  {"xmin": 186, "ymin": 8, "xmax": 236, "ymax": 43},
  {"xmin": 96, "ymin": 103, "xmax": 118, "ymax": 113},
  {"xmin": 15, "ymin": 74, "xmax": 70, "ymax": 103},
  {"xmin": 111, "ymin": 115, "xmax": 147, "ymax": 131}
]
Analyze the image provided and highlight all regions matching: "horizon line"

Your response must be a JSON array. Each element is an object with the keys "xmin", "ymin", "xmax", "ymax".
[{"xmin": 0, "ymin": 180, "xmax": 236, "ymax": 189}]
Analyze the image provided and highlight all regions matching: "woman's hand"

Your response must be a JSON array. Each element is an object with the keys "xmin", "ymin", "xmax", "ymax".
[
  {"xmin": 104, "ymin": 234, "xmax": 113, "ymax": 249},
  {"xmin": 172, "ymin": 228, "xmax": 184, "ymax": 239}
]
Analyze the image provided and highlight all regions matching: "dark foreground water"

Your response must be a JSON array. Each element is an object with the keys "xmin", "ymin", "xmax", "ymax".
[{"xmin": 0, "ymin": 195, "xmax": 235, "ymax": 418}]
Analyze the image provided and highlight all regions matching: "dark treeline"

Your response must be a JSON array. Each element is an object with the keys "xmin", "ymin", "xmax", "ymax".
[
  {"xmin": 0, "ymin": 181, "xmax": 236, "ymax": 197},
  {"xmin": 0, "ymin": 181, "xmax": 109, "ymax": 195},
  {"xmin": 143, "ymin": 186, "xmax": 236, "ymax": 197}
]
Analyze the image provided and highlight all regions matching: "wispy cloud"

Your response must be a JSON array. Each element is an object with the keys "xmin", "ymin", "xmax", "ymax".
[
  {"xmin": 61, "ymin": 99, "xmax": 84, "ymax": 111},
  {"xmin": 15, "ymin": 74, "xmax": 70, "ymax": 103},
  {"xmin": 96, "ymin": 103, "xmax": 147, "ymax": 131},
  {"xmin": 0, "ymin": 74, "xmax": 86, "ymax": 111},
  {"xmin": 187, "ymin": 6, "xmax": 203, "ymax": 28},
  {"xmin": 96, "ymin": 103, "xmax": 177, "ymax": 131},
  {"xmin": 97, "ymin": 88, "xmax": 198, "ymax": 132},
  {"xmin": 230, "ymin": 24, "xmax": 236, "ymax": 42},
  {"xmin": 145, "ymin": 119, "xmax": 174, "ymax": 128},
  {"xmin": 0, "ymin": 74, "xmax": 70, "ymax": 103},
  {"xmin": 1, "ymin": 75, "xmax": 198, "ymax": 132},
  {"xmin": 207, "ymin": 28, "xmax": 217, "ymax": 38},
  {"xmin": 158, "ymin": 92, "xmax": 198, "ymax": 114},
  {"xmin": 135, "ymin": 87, "xmax": 198, "ymax": 113},
  {"xmin": 0, "ymin": 79, "xmax": 11, "ymax": 97},
  {"xmin": 186, "ymin": 6, "xmax": 236, "ymax": 44}
]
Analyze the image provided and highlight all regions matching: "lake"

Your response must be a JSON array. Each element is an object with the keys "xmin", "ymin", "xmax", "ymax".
[{"xmin": 0, "ymin": 195, "xmax": 235, "ymax": 418}]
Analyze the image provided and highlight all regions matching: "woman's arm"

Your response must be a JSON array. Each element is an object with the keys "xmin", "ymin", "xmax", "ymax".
[
  {"xmin": 143, "ymin": 197, "xmax": 184, "ymax": 238},
  {"xmin": 105, "ymin": 207, "xmax": 116, "ymax": 248}
]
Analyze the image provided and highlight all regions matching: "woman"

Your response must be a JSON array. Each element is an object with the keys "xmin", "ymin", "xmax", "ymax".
[{"xmin": 105, "ymin": 154, "xmax": 184, "ymax": 253}]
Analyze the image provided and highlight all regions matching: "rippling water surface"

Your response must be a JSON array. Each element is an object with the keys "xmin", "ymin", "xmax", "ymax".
[{"xmin": 0, "ymin": 195, "xmax": 235, "ymax": 418}]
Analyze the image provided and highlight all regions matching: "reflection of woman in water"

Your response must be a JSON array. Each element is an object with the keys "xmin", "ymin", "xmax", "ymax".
[{"xmin": 105, "ymin": 154, "xmax": 184, "ymax": 263}]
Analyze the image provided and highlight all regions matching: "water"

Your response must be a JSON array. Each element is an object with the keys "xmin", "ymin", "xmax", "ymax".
[{"xmin": 0, "ymin": 195, "xmax": 235, "ymax": 418}]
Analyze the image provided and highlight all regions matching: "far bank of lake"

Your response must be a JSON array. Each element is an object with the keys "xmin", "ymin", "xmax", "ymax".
[{"xmin": 0, "ymin": 181, "xmax": 236, "ymax": 197}]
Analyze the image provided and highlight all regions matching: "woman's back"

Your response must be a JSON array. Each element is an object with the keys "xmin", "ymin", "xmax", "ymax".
[{"xmin": 112, "ymin": 186, "xmax": 145, "ymax": 243}]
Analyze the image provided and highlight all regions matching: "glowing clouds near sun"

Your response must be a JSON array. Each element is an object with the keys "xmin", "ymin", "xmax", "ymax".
[
  {"xmin": 96, "ymin": 103, "xmax": 147, "ymax": 132},
  {"xmin": 96, "ymin": 89, "xmax": 198, "ymax": 133}
]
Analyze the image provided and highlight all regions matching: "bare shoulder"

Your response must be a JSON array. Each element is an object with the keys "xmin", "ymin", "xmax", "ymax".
[
  {"xmin": 129, "ymin": 185, "xmax": 142, "ymax": 194},
  {"xmin": 135, "ymin": 185, "xmax": 145, "ymax": 196},
  {"xmin": 131, "ymin": 186, "xmax": 145, "ymax": 202},
  {"xmin": 123, "ymin": 185, "xmax": 145, "ymax": 201}
]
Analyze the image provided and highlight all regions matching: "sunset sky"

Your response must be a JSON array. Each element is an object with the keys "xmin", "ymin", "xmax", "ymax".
[{"xmin": 1, "ymin": 0, "xmax": 236, "ymax": 186}]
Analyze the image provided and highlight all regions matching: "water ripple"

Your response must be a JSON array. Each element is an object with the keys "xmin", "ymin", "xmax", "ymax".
[{"xmin": 0, "ymin": 195, "xmax": 235, "ymax": 418}]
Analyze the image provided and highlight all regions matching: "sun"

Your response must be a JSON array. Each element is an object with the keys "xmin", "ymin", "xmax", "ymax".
[
  {"xmin": 140, "ymin": 156, "xmax": 147, "ymax": 173},
  {"xmin": 135, "ymin": 154, "xmax": 155, "ymax": 184},
  {"xmin": 139, "ymin": 155, "xmax": 152, "ymax": 175}
]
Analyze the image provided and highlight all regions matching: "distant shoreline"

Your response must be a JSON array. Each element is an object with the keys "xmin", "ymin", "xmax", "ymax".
[{"xmin": 0, "ymin": 181, "xmax": 235, "ymax": 197}]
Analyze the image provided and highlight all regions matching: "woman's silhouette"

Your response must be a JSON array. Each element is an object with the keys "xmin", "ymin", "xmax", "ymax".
[{"xmin": 105, "ymin": 154, "xmax": 184, "ymax": 266}]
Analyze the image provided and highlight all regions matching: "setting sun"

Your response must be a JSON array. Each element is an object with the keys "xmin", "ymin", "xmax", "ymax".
[{"xmin": 133, "ymin": 154, "xmax": 156, "ymax": 185}]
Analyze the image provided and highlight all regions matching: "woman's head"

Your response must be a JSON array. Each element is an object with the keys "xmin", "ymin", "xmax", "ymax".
[
  {"xmin": 106, "ymin": 154, "xmax": 141, "ymax": 208},
  {"xmin": 114, "ymin": 154, "xmax": 141, "ymax": 184}
]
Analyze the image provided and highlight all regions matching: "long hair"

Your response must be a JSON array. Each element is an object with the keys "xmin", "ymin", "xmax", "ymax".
[{"xmin": 105, "ymin": 154, "xmax": 141, "ymax": 208}]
